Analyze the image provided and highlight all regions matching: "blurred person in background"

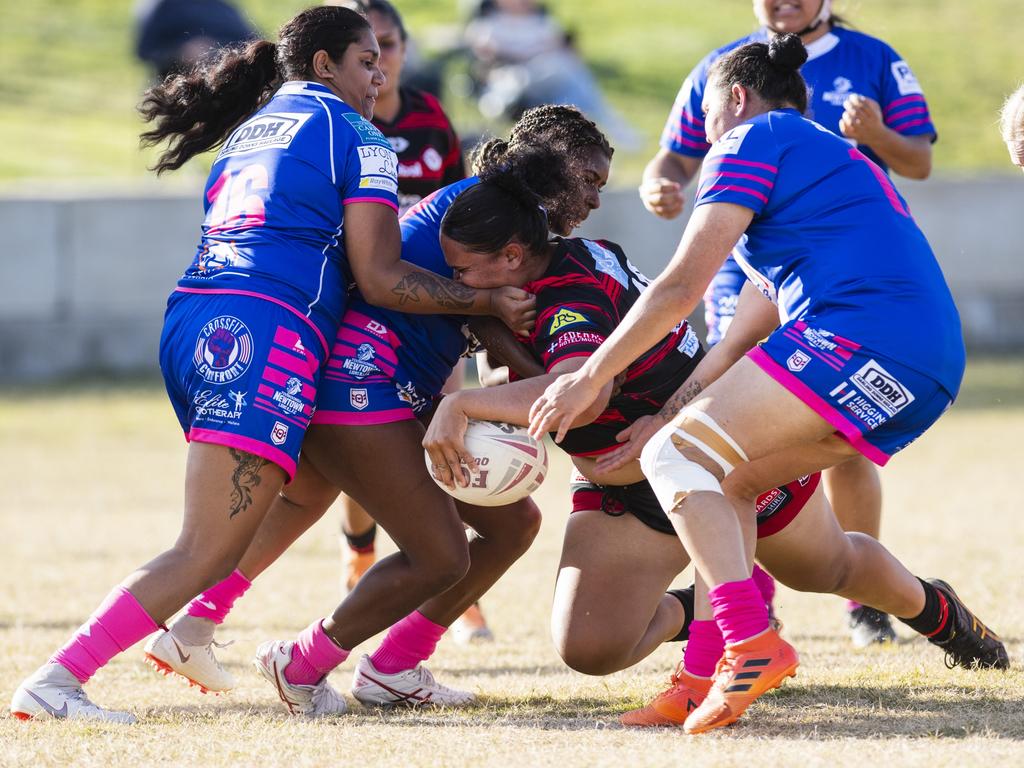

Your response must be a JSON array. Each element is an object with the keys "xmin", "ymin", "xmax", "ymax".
[
  {"xmin": 134, "ymin": 0, "xmax": 258, "ymax": 81},
  {"xmin": 327, "ymin": 0, "xmax": 489, "ymax": 645},
  {"xmin": 1001, "ymin": 84, "xmax": 1024, "ymax": 170},
  {"xmin": 639, "ymin": 0, "xmax": 937, "ymax": 648},
  {"xmin": 462, "ymin": 0, "xmax": 639, "ymax": 149}
]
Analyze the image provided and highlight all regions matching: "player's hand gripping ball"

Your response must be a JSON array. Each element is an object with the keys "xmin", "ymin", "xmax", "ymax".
[{"xmin": 425, "ymin": 420, "xmax": 547, "ymax": 506}]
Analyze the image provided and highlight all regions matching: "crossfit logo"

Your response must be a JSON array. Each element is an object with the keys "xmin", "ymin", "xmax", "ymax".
[
  {"xmin": 193, "ymin": 316, "xmax": 254, "ymax": 384},
  {"xmin": 851, "ymin": 360, "xmax": 915, "ymax": 417},
  {"xmin": 787, "ymin": 350, "xmax": 811, "ymax": 372}
]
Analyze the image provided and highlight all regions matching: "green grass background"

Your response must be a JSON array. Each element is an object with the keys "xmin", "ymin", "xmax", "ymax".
[{"xmin": 1, "ymin": 0, "xmax": 1023, "ymax": 185}]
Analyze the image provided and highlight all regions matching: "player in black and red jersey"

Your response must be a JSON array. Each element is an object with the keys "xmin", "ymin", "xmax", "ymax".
[{"xmin": 425, "ymin": 169, "xmax": 1007, "ymax": 727}]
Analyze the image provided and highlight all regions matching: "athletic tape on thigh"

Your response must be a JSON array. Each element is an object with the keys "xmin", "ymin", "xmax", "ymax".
[
  {"xmin": 669, "ymin": 408, "xmax": 748, "ymax": 476},
  {"xmin": 640, "ymin": 421, "xmax": 724, "ymax": 514}
]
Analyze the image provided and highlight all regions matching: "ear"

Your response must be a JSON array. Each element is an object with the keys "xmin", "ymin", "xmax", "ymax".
[
  {"xmin": 731, "ymin": 83, "xmax": 748, "ymax": 116},
  {"xmin": 502, "ymin": 241, "xmax": 527, "ymax": 270},
  {"xmin": 312, "ymin": 49, "xmax": 335, "ymax": 81}
]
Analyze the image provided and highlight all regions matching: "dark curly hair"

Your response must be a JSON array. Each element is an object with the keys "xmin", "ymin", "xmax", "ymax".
[
  {"xmin": 709, "ymin": 33, "xmax": 809, "ymax": 114},
  {"xmin": 139, "ymin": 6, "xmax": 370, "ymax": 174}
]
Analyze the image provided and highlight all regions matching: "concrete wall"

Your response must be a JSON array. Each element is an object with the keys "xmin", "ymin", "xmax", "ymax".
[{"xmin": 1, "ymin": 178, "xmax": 1022, "ymax": 382}]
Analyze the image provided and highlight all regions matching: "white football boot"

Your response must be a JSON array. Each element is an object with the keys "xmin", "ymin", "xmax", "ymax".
[
  {"xmin": 253, "ymin": 640, "xmax": 348, "ymax": 717},
  {"xmin": 144, "ymin": 628, "xmax": 236, "ymax": 693},
  {"xmin": 10, "ymin": 663, "xmax": 136, "ymax": 724},
  {"xmin": 351, "ymin": 654, "xmax": 475, "ymax": 707}
]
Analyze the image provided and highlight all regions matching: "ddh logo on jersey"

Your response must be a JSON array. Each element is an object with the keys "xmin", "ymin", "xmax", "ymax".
[
  {"xmin": 342, "ymin": 343, "xmax": 379, "ymax": 380},
  {"xmin": 220, "ymin": 113, "xmax": 312, "ymax": 158},
  {"xmin": 851, "ymin": 360, "xmax": 915, "ymax": 417},
  {"xmin": 194, "ymin": 316, "xmax": 254, "ymax": 384}
]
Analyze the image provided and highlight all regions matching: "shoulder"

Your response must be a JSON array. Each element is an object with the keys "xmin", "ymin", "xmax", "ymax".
[{"xmin": 833, "ymin": 26, "xmax": 902, "ymax": 59}]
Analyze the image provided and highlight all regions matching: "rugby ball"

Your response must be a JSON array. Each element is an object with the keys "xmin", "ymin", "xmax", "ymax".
[{"xmin": 425, "ymin": 419, "xmax": 548, "ymax": 506}]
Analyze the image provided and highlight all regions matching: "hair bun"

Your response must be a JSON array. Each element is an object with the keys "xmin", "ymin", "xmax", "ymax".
[{"xmin": 768, "ymin": 33, "xmax": 808, "ymax": 73}]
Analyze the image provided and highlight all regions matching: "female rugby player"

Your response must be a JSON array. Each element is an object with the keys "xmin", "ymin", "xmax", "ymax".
[
  {"xmin": 425, "ymin": 172, "xmax": 1006, "ymax": 731},
  {"xmin": 529, "ymin": 35, "xmax": 999, "ymax": 733},
  {"xmin": 642, "ymin": 0, "xmax": 939, "ymax": 646},
  {"xmin": 10, "ymin": 6, "xmax": 531, "ymax": 724}
]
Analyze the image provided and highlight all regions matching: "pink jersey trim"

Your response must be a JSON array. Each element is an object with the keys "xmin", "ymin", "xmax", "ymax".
[
  {"xmin": 710, "ymin": 157, "xmax": 779, "ymax": 173},
  {"xmin": 343, "ymin": 196, "xmax": 400, "ymax": 212},
  {"xmin": 705, "ymin": 184, "xmax": 770, "ymax": 204},
  {"xmin": 885, "ymin": 105, "xmax": 928, "ymax": 124},
  {"xmin": 667, "ymin": 131, "xmax": 710, "ymax": 151},
  {"xmin": 889, "ymin": 116, "xmax": 933, "ymax": 133},
  {"xmin": 187, "ymin": 427, "xmax": 297, "ymax": 482},
  {"xmin": 747, "ymin": 347, "xmax": 891, "ymax": 466},
  {"xmin": 711, "ymin": 170, "xmax": 775, "ymax": 188},
  {"xmin": 884, "ymin": 94, "xmax": 926, "ymax": 113},
  {"xmin": 311, "ymin": 407, "xmax": 414, "ymax": 426},
  {"xmin": 174, "ymin": 287, "xmax": 329, "ymax": 355}
]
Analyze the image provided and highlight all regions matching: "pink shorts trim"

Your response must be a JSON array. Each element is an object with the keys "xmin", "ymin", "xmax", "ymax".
[
  {"xmin": 747, "ymin": 347, "xmax": 891, "ymax": 466},
  {"xmin": 187, "ymin": 427, "xmax": 297, "ymax": 482},
  {"xmin": 174, "ymin": 287, "xmax": 329, "ymax": 355},
  {"xmin": 311, "ymin": 407, "xmax": 414, "ymax": 426}
]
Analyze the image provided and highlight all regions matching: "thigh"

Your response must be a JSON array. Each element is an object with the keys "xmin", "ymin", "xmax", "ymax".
[{"xmin": 552, "ymin": 509, "xmax": 689, "ymax": 650}]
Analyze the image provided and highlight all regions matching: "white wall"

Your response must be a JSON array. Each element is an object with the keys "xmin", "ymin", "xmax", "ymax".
[{"xmin": 1, "ymin": 178, "xmax": 1022, "ymax": 382}]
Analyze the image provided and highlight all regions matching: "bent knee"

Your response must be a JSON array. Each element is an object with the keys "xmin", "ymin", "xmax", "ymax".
[{"xmin": 556, "ymin": 637, "xmax": 628, "ymax": 676}]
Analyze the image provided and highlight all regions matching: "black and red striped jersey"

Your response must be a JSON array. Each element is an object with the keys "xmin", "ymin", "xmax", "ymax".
[
  {"xmin": 515, "ymin": 237, "xmax": 705, "ymax": 457},
  {"xmin": 373, "ymin": 87, "xmax": 466, "ymax": 215}
]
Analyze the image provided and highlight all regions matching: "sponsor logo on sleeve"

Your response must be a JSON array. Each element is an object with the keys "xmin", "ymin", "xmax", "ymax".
[
  {"xmin": 358, "ymin": 144, "xmax": 397, "ymax": 178},
  {"xmin": 584, "ymin": 240, "xmax": 629, "ymax": 288},
  {"xmin": 359, "ymin": 176, "xmax": 399, "ymax": 193},
  {"xmin": 192, "ymin": 389, "xmax": 246, "ymax": 422},
  {"xmin": 711, "ymin": 122, "xmax": 753, "ymax": 156},
  {"xmin": 850, "ymin": 360, "xmax": 915, "ymax": 416},
  {"xmin": 677, "ymin": 325, "xmax": 701, "ymax": 358},
  {"xmin": 349, "ymin": 388, "xmax": 369, "ymax": 410},
  {"xmin": 891, "ymin": 60, "xmax": 924, "ymax": 96},
  {"xmin": 548, "ymin": 308, "xmax": 590, "ymax": 334},
  {"xmin": 343, "ymin": 113, "xmax": 391, "ymax": 147},
  {"xmin": 193, "ymin": 316, "xmax": 253, "ymax": 384},
  {"xmin": 547, "ymin": 330, "xmax": 605, "ymax": 356},
  {"xmin": 220, "ymin": 113, "xmax": 312, "ymax": 158}
]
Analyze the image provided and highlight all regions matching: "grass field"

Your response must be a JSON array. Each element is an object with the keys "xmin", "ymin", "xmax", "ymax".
[
  {"xmin": 1, "ymin": 358, "xmax": 1023, "ymax": 766},
  {"xmin": 2, "ymin": 1, "xmax": 1023, "ymax": 186}
]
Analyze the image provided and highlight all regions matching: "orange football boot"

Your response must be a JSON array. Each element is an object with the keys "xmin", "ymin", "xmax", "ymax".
[
  {"xmin": 620, "ymin": 662, "xmax": 712, "ymax": 726},
  {"xmin": 683, "ymin": 628, "xmax": 798, "ymax": 734},
  {"xmin": 344, "ymin": 550, "xmax": 375, "ymax": 594}
]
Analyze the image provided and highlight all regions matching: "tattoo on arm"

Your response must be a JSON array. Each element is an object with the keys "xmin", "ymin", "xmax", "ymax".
[
  {"xmin": 391, "ymin": 272, "xmax": 476, "ymax": 309},
  {"xmin": 658, "ymin": 380, "xmax": 704, "ymax": 421},
  {"xmin": 228, "ymin": 448, "xmax": 268, "ymax": 519}
]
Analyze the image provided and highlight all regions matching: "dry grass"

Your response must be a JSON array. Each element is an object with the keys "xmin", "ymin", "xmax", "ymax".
[{"xmin": 2, "ymin": 360, "xmax": 1023, "ymax": 767}]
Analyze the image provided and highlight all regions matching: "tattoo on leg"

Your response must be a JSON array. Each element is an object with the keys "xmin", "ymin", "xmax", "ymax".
[
  {"xmin": 659, "ymin": 380, "xmax": 704, "ymax": 421},
  {"xmin": 391, "ymin": 272, "xmax": 476, "ymax": 309},
  {"xmin": 228, "ymin": 448, "xmax": 268, "ymax": 518}
]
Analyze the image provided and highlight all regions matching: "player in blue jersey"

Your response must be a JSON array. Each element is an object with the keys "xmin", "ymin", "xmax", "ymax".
[
  {"xmin": 530, "ymin": 35, "xmax": 1002, "ymax": 734},
  {"xmin": 642, "ymin": 0, "xmax": 937, "ymax": 646},
  {"xmin": 138, "ymin": 106, "xmax": 615, "ymax": 712},
  {"xmin": 10, "ymin": 6, "xmax": 534, "ymax": 724}
]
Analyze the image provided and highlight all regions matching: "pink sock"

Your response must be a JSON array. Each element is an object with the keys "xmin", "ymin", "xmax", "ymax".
[
  {"xmin": 185, "ymin": 569, "xmax": 252, "ymax": 624},
  {"xmin": 369, "ymin": 611, "xmax": 447, "ymax": 674},
  {"xmin": 752, "ymin": 564, "xmax": 776, "ymax": 607},
  {"xmin": 683, "ymin": 620, "xmax": 725, "ymax": 679},
  {"xmin": 708, "ymin": 578, "xmax": 770, "ymax": 646},
  {"xmin": 283, "ymin": 619, "xmax": 350, "ymax": 686},
  {"xmin": 50, "ymin": 586, "xmax": 159, "ymax": 683}
]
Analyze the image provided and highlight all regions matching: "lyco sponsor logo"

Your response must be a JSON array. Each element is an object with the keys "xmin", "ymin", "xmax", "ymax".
[
  {"xmin": 358, "ymin": 144, "xmax": 398, "ymax": 177},
  {"xmin": 193, "ymin": 316, "xmax": 254, "ymax": 384},
  {"xmin": 220, "ymin": 113, "xmax": 310, "ymax": 157},
  {"xmin": 270, "ymin": 421, "xmax": 289, "ymax": 445},
  {"xmin": 851, "ymin": 360, "xmax": 915, "ymax": 417},
  {"xmin": 272, "ymin": 376, "xmax": 305, "ymax": 416},
  {"xmin": 787, "ymin": 350, "xmax": 811, "ymax": 372}
]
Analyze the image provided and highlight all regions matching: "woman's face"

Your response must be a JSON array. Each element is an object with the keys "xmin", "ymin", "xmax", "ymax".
[
  {"xmin": 327, "ymin": 29, "xmax": 385, "ymax": 119},
  {"xmin": 367, "ymin": 10, "xmax": 405, "ymax": 100},
  {"xmin": 753, "ymin": 0, "xmax": 823, "ymax": 34},
  {"xmin": 702, "ymin": 77, "xmax": 750, "ymax": 144},
  {"xmin": 548, "ymin": 147, "xmax": 612, "ymax": 235},
  {"xmin": 441, "ymin": 235, "xmax": 530, "ymax": 290}
]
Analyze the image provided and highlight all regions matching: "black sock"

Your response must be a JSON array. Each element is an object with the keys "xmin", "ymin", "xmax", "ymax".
[
  {"xmin": 666, "ymin": 585, "xmax": 695, "ymax": 643},
  {"xmin": 344, "ymin": 522, "xmax": 377, "ymax": 553},
  {"xmin": 898, "ymin": 578, "xmax": 952, "ymax": 642}
]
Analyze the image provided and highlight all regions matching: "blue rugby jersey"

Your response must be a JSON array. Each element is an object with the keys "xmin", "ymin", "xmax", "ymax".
[
  {"xmin": 694, "ymin": 109, "xmax": 962, "ymax": 395},
  {"xmin": 178, "ymin": 81, "xmax": 399, "ymax": 352},
  {"xmin": 662, "ymin": 26, "xmax": 936, "ymax": 173}
]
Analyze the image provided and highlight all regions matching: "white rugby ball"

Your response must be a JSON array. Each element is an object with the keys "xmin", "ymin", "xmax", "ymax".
[{"xmin": 425, "ymin": 419, "xmax": 548, "ymax": 506}]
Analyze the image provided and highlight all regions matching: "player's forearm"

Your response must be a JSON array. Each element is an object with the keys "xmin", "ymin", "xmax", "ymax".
[
  {"xmin": 362, "ymin": 261, "xmax": 493, "ymax": 315},
  {"xmin": 864, "ymin": 131, "xmax": 933, "ymax": 180},
  {"xmin": 468, "ymin": 317, "xmax": 545, "ymax": 379},
  {"xmin": 449, "ymin": 376, "xmax": 559, "ymax": 426}
]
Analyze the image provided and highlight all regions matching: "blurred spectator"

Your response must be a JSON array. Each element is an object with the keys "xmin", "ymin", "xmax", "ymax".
[
  {"xmin": 462, "ymin": 0, "xmax": 639, "ymax": 149},
  {"xmin": 134, "ymin": 0, "xmax": 258, "ymax": 81},
  {"xmin": 1000, "ymin": 84, "xmax": 1024, "ymax": 171}
]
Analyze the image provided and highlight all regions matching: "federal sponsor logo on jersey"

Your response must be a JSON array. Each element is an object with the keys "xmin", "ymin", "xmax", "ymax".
[
  {"xmin": 395, "ymin": 381, "xmax": 429, "ymax": 413},
  {"xmin": 851, "ymin": 360, "xmax": 915, "ymax": 416},
  {"xmin": 547, "ymin": 330, "xmax": 605, "ymax": 355},
  {"xmin": 548, "ymin": 308, "xmax": 590, "ymax": 334},
  {"xmin": 584, "ymin": 240, "xmax": 629, "ymax": 288},
  {"xmin": 193, "ymin": 316, "xmax": 254, "ymax": 384},
  {"xmin": 270, "ymin": 421, "xmax": 289, "ymax": 445},
  {"xmin": 192, "ymin": 389, "xmax": 246, "ymax": 421},
  {"xmin": 677, "ymin": 325, "xmax": 701, "ymax": 358},
  {"xmin": 272, "ymin": 376, "xmax": 306, "ymax": 416},
  {"xmin": 343, "ymin": 112, "xmax": 391, "ymax": 148},
  {"xmin": 422, "ymin": 147, "xmax": 443, "ymax": 172},
  {"xmin": 342, "ymin": 342, "xmax": 380, "ymax": 380},
  {"xmin": 822, "ymin": 76, "xmax": 854, "ymax": 106},
  {"xmin": 891, "ymin": 60, "xmax": 924, "ymax": 96},
  {"xmin": 220, "ymin": 113, "xmax": 312, "ymax": 158},
  {"xmin": 350, "ymin": 388, "xmax": 369, "ymax": 410},
  {"xmin": 787, "ymin": 350, "xmax": 812, "ymax": 372}
]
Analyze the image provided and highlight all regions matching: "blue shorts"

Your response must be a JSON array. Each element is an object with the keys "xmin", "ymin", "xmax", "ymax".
[
  {"xmin": 702, "ymin": 258, "xmax": 746, "ymax": 346},
  {"xmin": 749, "ymin": 318, "xmax": 955, "ymax": 465},
  {"xmin": 160, "ymin": 290, "xmax": 327, "ymax": 481},
  {"xmin": 314, "ymin": 306, "xmax": 439, "ymax": 425}
]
